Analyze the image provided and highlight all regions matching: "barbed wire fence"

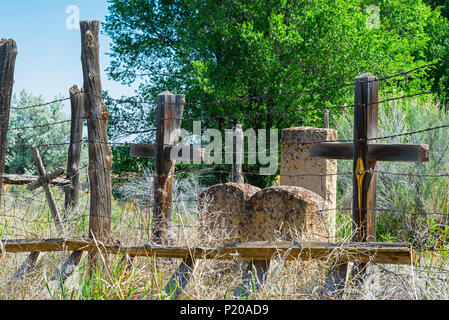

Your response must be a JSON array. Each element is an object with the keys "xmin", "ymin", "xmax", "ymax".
[{"xmin": 2, "ymin": 24, "xmax": 449, "ymax": 298}]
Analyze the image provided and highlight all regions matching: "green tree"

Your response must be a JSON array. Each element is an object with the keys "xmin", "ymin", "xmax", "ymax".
[
  {"xmin": 6, "ymin": 90, "xmax": 81, "ymax": 174},
  {"xmin": 424, "ymin": 0, "xmax": 449, "ymax": 19},
  {"xmin": 104, "ymin": 0, "xmax": 447, "ymax": 133},
  {"xmin": 103, "ymin": 0, "xmax": 449, "ymax": 186}
]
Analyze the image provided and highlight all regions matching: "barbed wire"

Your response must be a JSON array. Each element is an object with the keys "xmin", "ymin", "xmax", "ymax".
[
  {"xmin": 6, "ymin": 58, "xmax": 448, "ymax": 113},
  {"xmin": 10, "ymin": 97, "xmax": 72, "ymax": 110},
  {"xmin": 6, "ymin": 85, "xmax": 448, "ymax": 133}
]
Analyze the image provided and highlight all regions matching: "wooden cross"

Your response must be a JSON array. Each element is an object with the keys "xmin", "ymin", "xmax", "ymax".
[
  {"xmin": 310, "ymin": 73, "xmax": 429, "ymax": 243},
  {"xmin": 129, "ymin": 91, "xmax": 204, "ymax": 245}
]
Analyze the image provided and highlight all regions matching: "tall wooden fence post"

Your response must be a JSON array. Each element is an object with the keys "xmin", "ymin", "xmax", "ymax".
[
  {"xmin": 152, "ymin": 92, "xmax": 185, "ymax": 245},
  {"xmin": 0, "ymin": 39, "xmax": 18, "ymax": 201},
  {"xmin": 80, "ymin": 20, "xmax": 113, "ymax": 268},
  {"xmin": 65, "ymin": 85, "xmax": 84, "ymax": 213}
]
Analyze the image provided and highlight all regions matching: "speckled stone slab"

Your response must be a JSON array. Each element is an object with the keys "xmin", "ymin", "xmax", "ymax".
[
  {"xmin": 247, "ymin": 186, "xmax": 326, "ymax": 241},
  {"xmin": 198, "ymin": 182, "xmax": 261, "ymax": 243},
  {"xmin": 198, "ymin": 183, "xmax": 326, "ymax": 244}
]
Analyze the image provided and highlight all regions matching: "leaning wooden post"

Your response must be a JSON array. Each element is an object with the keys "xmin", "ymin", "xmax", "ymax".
[
  {"xmin": 64, "ymin": 85, "xmax": 84, "ymax": 213},
  {"xmin": 11, "ymin": 148, "xmax": 66, "ymax": 282},
  {"xmin": 80, "ymin": 20, "xmax": 113, "ymax": 267},
  {"xmin": 152, "ymin": 92, "xmax": 184, "ymax": 245},
  {"xmin": 353, "ymin": 74, "xmax": 378, "ymax": 243},
  {"xmin": 31, "ymin": 148, "xmax": 65, "ymax": 235},
  {"xmin": 232, "ymin": 124, "xmax": 244, "ymax": 183},
  {"xmin": 0, "ymin": 39, "xmax": 18, "ymax": 201}
]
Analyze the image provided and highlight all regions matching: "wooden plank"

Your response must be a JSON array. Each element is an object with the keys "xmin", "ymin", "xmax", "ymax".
[
  {"xmin": 153, "ymin": 92, "xmax": 185, "ymax": 244},
  {"xmin": 0, "ymin": 239, "xmax": 417, "ymax": 265},
  {"xmin": 130, "ymin": 144, "xmax": 205, "ymax": 162},
  {"xmin": 1, "ymin": 174, "xmax": 70, "ymax": 186},
  {"xmin": 27, "ymin": 167, "xmax": 65, "ymax": 191},
  {"xmin": 65, "ymin": 85, "xmax": 85, "ymax": 212},
  {"xmin": 310, "ymin": 143, "xmax": 429, "ymax": 162},
  {"xmin": 1, "ymin": 238, "xmax": 91, "ymax": 253},
  {"xmin": 0, "ymin": 39, "xmax": 18, "ymax": 201},
  {"xmin": 52, "ymin": 250, "xmax": 85, "ymax": 283},
  {"xmin": 80, "ymin": 20, "xmax": 113, "ymax": 270},
  {"xmin": 169, "ymin": 145, "xmax": 205, "ymax": 162}
]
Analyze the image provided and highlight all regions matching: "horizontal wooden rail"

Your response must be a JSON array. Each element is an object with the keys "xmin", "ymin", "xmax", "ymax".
[
  {"xmin": 310, "ymin": 143, "xmax": 429, "ymax": 162},
  {"xmin": 1, "ymin": 174, "xmax": 70, "ymax": 187},
  {"xmin": 0, "ymin": 238, "xmax": 416, "ymax": 265}
]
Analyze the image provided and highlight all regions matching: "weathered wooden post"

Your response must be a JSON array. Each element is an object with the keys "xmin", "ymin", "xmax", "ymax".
[
  {"xmin": 0, "ymin": 39, "xmax": 18, "ymax": 201},
  {"xmin": 129, "ymin": 93, "xmax": 203, "ymax": 245},
  {"xmin": 232, "ymin": 124, "xmax": 244, "ymax": 183},
  {"xmin": 310, "ymin": 73, "xmax": 429, "ymax": 294},
  {"xmin": 153, "ymin": 92, "xmax": 184, "ymax": 245},
  {"xmin": 64, "ymin": 85, "xmax": 84, "ymax": 213},
  {"xmin": 352, "ymin": 73, "xmax": 379, "ymax": 243},
  {"xmin": 80, "ymin": 20, "xmax": 113, "ymax": 268}
]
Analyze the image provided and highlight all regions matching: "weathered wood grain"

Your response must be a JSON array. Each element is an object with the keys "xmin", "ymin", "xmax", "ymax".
[
  {"xmin": 65, "ymin": 85, "xmax": 85, "ymax": 212},
  {"xmin": 353, "ymin": 73, "xmax": 379, "ymax": 243},
  {"xmin": 152, "ymin": 92, "xmax": 185, "ymax": 244},
  {"xmin": 52, "ymin": 250, "xmax": 85, "ymax": 283},
  {"xmin": 0, "ymin": 39, "xmax": 18, "ymax": 201},
  {"xmin": 27, "ymin": 167, "xmax": 65, "ymax": 191},
  {"xmin": 0, "ymin": 239, "xmax": 417, "ymax": 265},
  {"xmin": 310, "ymin": 143, "xmax": 429, "ymax": 162},
  {"xmin": 1, "ymin": 174, "xmax": 70, "ymax": 186},
  {"xmin": 10, "ymin": 252, "xmax": 41, "ymax": 282}
]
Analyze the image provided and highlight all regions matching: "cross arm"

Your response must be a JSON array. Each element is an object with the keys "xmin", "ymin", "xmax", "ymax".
[
  {"xmin": 310, "ymin": 143, "xmax": 429, "ymax": 162},
  {"xmin": 130, "ymin": 144, "xmax": 205, "ymax": 162},
  {"xmin": 26, "ymin": 167, "xmax": 66, "ymax": 191}
]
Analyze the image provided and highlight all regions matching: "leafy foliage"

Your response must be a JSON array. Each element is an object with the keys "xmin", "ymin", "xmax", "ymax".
[
  {"xmin": 103, "ymin": 0, "xmax": 449, "ymax": 185},
  {"xmin": 6, "ymin": 90, "xmax": 86, "ymax": 174},
  {"xmin": 104, "ymin": 0, "xmax": 448, "ymax": 137}
]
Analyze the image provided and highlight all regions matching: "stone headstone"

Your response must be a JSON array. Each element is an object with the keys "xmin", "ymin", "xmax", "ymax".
[
  {"xmin": 198, "ymin": 182, "xmax": 261, "ymax": 244},
  {"xmin": 280, "ymin": 127, "xmax": 338, "ymax": 240},
  {"xmin": 198, "ymin": 183, "xmax": 325, "ymax": 244},
  {"xmin": 247, "ymin": 186, "xmax": 326, "ymax": 241}
]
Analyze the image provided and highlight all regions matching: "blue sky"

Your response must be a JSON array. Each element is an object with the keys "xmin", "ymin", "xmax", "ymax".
[{"xmin": 0, "ymin": 0, "xmax": 139, "ymax": 113}]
